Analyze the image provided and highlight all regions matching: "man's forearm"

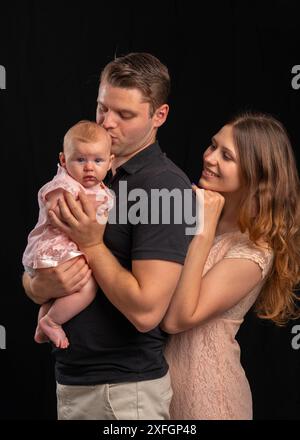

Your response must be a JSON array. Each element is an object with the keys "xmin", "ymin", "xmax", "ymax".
[
  {"xmin": 82, "ymin": 243, "xmax": 145, "ymax": 322},
  {"xmin": 22, "ymin": 272, "xmax": 48, "ymax": 305}
]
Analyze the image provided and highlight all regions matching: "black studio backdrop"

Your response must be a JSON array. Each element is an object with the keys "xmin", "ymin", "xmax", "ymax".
[{"xmin": 0, "ymin": 1, "xmax": 299, "ymax": 420}]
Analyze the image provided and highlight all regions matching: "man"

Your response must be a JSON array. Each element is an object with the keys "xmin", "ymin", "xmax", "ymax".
[{"xmin": 23, "ymin": 52, "xmax": 194, "ymax": 419}]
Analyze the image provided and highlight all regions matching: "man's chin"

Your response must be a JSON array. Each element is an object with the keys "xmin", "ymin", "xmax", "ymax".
[{"xmin": 111, "ymin": 143, "xmax": 121, "ymax": 155}]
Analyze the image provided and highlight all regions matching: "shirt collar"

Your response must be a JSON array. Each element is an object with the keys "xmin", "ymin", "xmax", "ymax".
[{"xmin": 118, "ymin": 142, "xmax": 163, "ymax": 175}]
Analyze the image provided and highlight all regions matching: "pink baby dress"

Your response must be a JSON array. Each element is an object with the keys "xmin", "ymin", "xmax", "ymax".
[
  {"xmin": 22, "ymin": 164, "xmax": 114, "ymax": 273},
  {"xmin": 164, "ymin": 230, "xmax": 274, "ymax": 420}
]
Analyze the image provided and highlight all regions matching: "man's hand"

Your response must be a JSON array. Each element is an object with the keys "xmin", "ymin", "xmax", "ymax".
[
  {"xmin": 23, "ymin": 256, "xmax": 92, "ymax": 304},
  {"xmin": 48, "ymin": 190, "xmax": 108, "ymax": 250}
]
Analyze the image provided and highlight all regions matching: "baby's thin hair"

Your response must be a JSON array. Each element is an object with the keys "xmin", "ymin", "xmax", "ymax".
[{"xmin": 64, "ymin": 120, "xmax": 111, "ymax": 151}]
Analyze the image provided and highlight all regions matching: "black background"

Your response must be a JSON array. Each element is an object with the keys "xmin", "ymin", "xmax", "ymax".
[{"xmin": 0, "ymin": 0, "xmax": 299, "ymax": 420}]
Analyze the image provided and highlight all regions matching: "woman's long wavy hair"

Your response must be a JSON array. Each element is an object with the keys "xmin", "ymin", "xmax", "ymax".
[{"xmin": 228, "ymin": 111, "xmax": 300, "ymax": 325}]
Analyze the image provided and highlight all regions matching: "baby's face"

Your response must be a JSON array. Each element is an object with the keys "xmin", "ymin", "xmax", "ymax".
[{"xmin": 61, "ymin": 139, "xmax": 113, "ymax": 188}]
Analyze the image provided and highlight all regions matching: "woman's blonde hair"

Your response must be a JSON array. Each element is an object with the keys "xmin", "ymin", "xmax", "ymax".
[{"xmin": 229, "ymin": 111, "xmax": 300, "ymax": 325}]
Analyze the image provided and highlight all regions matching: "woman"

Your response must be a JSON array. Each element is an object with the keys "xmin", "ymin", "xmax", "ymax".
[{"xmin": 162, "ymin": 111, "xmax": 300, "ymax": 420}]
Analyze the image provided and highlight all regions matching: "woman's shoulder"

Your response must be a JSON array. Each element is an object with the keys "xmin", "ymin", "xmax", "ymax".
[{"xmin": 223, "ymin": 230, "xmax": 274, "ymax": 279}]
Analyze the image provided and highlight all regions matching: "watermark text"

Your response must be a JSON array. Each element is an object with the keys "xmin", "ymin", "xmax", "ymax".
[
  {"xmin": 291, "ymin": 65, "xmax": 300, "ymax": 90},
  {"xmin": 291, "ymin": 325, "xmax": 300, "ymax": 350},
  {"xmin": 0, "ymin": 325, "xmax": 6, "ymax": 349},
  {"xmin": 0, "ymin": 65, "xmax": 6, "ymax": 90},
  {"xmin": 98, "ymin": 182, "xmax": 202, "ymax": 235}
]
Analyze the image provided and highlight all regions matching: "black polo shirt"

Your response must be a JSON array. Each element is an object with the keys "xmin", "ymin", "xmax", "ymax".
[{"xmin": 54, "ymin": 142, "xmax": 195, "ymax": 385}]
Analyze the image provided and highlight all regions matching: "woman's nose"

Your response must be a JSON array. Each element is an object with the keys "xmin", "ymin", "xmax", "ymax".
[{"xmin": 205, "ymin": 150, "xmax": 218, "ymax": 165}]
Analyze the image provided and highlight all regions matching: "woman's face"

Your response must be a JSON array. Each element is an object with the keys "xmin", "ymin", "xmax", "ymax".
[{"xmin": 199, "ymin": 124, "xmax": 242, "ymax": 194}]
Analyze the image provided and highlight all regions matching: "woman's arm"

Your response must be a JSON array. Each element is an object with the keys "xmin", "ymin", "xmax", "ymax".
[
  {"xmin": 160, "ymin": 236, "xmax": 263, "ymax": 333},
  {"xmin": 161, "ymin": 186, "xmax": 263, "ymax": 333}
]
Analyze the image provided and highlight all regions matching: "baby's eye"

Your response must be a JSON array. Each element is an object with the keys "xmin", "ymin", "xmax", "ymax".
[
  {"xmin": 95, "ymin": 158, "xmax": 103, "ymax": 163},
  {"xmin": 77, "ymin": 158, "xmax": 85, "ymax": 162}
]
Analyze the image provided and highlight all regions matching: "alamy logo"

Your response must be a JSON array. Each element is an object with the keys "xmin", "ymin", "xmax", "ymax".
[
  {"xmin": 291, "ymin": 325, "xmax": 300, "ymax": 350},
  {"xmin": 0, "ymin": 325, "xmax": 6, "ymax": 349},
  {"xmin": 0, "ymin": 65, "xmax": 6, "ymax": 90},
  {"xmin": 291, "ymin": 65, "xmax": 300, "ymax": 90},
  {"xmin": 97, "ymin": 182, "xmax": 204, "ymax": 235}
]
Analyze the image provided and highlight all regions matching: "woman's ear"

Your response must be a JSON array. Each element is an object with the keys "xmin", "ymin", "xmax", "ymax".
[{"xmin": 153, "ymin": 104, "xmax": 169, "ymax": 128}]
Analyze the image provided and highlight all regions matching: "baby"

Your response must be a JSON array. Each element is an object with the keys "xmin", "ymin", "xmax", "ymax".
[{"xmin": 22, "ymin": 120, "xmax": 114, "ymax": 349}]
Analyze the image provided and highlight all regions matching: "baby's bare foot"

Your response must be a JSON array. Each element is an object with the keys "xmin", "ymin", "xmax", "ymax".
[
  {"xmin": 34, "ymin": 325, "xmax": 50, "ymax": 344},
  {"xmin": 38, "ymin": 315, "xmax": 69, "ymax": 349}
]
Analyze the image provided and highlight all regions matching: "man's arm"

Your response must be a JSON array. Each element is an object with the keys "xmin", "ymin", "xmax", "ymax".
[
  {"xmin": 46, "ymin": 186, "xmax": 189, "ymax": 332},
  {"xmin": 22, "ymin": 256, "xmax": 92, "ymax": 304},
  {"xmin": 22, "ymin": 271, "xmax": 42, "ymax": 304},
  {"xmin": 81, "ymin": 242, "xmax": 182, "ymax": 332}
]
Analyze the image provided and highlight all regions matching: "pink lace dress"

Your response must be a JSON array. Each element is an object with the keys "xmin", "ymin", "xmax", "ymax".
[
  {"xmin": 164, "ymin": 231, "xmax": 274, "ymax": 420},
  {"xmin": 22, "ymin": 165, "xmax": 114, "ymax": 272}
]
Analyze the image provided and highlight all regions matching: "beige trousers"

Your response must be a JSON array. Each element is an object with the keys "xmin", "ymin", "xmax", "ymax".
[{"xmin": 56, "ymin": 371, "xmax": 173, "ymax": 420}]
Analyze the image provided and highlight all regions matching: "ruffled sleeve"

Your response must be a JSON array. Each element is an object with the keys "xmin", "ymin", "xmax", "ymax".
[
  {"xmin": 223, "ymin": 236, "xmax": 274, "ymax": 279},
  {"xmin": 39, "ymin": 164, "xmax": 81, "ymax": 203}
]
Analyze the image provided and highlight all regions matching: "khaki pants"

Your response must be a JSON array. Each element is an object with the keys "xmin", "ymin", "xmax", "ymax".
[{"xmin": 57, "ymin": 371, "xmax": 173, "ymax": 420}]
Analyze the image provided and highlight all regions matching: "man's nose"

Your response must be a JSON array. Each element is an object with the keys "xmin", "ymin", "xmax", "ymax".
[{"xmin": 102, "ymin": 111, "xmax": 117, "ymax": 129}]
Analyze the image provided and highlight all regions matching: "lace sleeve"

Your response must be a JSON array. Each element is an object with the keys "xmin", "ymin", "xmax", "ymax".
[{"xmin": 223, "ymin": 238, "xmax": 274, "ymax": 279}]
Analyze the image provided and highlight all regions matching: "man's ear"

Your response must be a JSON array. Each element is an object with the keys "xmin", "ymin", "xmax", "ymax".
[
  {"xmin": 59, "ymin": 152, "xmax": 66, "ymax": 168},
  {"xmin": 153, "ymin": 104, "xmax": 169, "ymax": 128}
]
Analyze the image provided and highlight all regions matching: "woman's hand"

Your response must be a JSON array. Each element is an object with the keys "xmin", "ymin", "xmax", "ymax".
[
  {"xmin": 48, "ymin": 190, "xmax": 109, "ymax": 251},
  {"xmin": 192, "ymin": 184, "xmax": 225, "ymax": 237}
]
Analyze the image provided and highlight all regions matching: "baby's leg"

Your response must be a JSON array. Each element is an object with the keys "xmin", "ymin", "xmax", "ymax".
[
  {"xmin": 34, "ymin": 301, "xmax": 53, "ymax": 344},
  {"xmin": 38, "ymin": 276, "xmax": 98, "ymax": 349}
]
